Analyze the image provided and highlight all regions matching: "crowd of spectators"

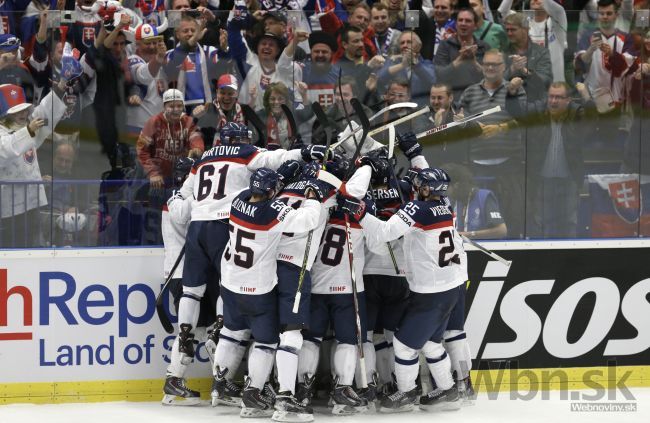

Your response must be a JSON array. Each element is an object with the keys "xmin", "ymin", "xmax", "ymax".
[{"xmin": 1, "ymin": 0, "xmax": 650, "ymax": 248}]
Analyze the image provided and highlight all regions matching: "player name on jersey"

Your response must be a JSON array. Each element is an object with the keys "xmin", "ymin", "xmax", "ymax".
[{"xmin": 232, "ymin": 197, "xmax": 259, "ymax": 217}]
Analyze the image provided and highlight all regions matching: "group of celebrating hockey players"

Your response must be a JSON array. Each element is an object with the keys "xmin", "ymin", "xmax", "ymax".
[{"xmin": 160, "ymin": 119, "xmax": 473, "ymax": 422}]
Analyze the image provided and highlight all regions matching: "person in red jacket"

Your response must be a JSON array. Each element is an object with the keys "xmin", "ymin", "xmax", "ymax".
[
  {"xmin": 319, "ymin": 3, "xmax": 377, "ymax": 62},
  {"xmin": 136, "ymin": 88, "xmax": 205, "ymax": 193}
]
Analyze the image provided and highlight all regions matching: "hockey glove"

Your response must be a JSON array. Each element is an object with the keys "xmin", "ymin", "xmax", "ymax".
[
  {"xmin": 304, "ymin": 180, "xmax": 326, "ymax": 202},
  {"xmin": 356, "ymin": 155, "xmax": 389, "ymax": 177},
  {"xmin": 301, "ymin": 144, "xmax": 330, "ymax": 162},
  {"xmin": 397, "ymin": 131, "xmax": 422, "ymax": 160},
  {"xmin": 337, "ymin": 195, "xmax": 367, "ymax": 221},
  {"xmin": 277, "ymin": 160, "xmax": 302, "ymax": 184}
]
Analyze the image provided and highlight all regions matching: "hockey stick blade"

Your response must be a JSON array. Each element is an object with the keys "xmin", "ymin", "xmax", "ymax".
[
  {"xmin": 349, "ymin": 98, "xmax": 370, "ymax": 164},
  {"xmin": 241, "ymin": 104, "xmax": 267, "ymax": 147},
  {"xmin": 317, "ymin": 169, "xmax": 344, "ymax": 191},
  {"xmin": 415, "ymin": 106, "xmax": 501, "ymax": 140},
  {"xmin": 312, "ymin": 101, "xmax": 334, "ymax": 169},
  {"xmin": 460, "ymin": 235, "xmax": 512, "ymax": 267},
  {"xmin": 281, "ymin": 104, "xmax": 298, "ymax": 134},
  {"xmin": 330, "ymin": 106, "xmax": 431, "ymax": 151},
  {"xmin": 369, "ymin": 102, "xmax": 418, "ymax": 122}
]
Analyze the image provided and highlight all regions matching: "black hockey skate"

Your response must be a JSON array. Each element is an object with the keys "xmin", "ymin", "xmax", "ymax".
[
  {"xmin": 295, "ymin": 373, "xmax": 316, "ymax": 406},
  {"xmin": 457, "ymin": 376, "xmax": 476, "ymax": 405},
  {"xmin": 272, "ymin": 391, "xmax": 314, "ymax": 422},
  {"xmin": 211, "ymin": 366, "xmax": 242, "ymax": 407},
  {"xmin": 379, "ymin": 387, "xmax": 419, "ymax": 413},
  {"xmin": 358, "ymin": 372, "xmax": 379, "ymax": 410},
  {"xmin": 263, "ymin": 381, "xmax": 277, "ymax": 405},
  {"xmin": 419, "ymin": 385, "xmax": 461, "ymax": 412},
  {"xmin": 330, "ymin": 377, "xmax": 369, "ymax": 415},
  {"xmin": 178, "ymin": 324, "xmax": 195, "ymax": 365},
  {"xmin": 161, "ymin": 376, "xmax": 200, "ymax": 406},
  {"xmin": 241, "ymin": 377, "xmax": 275, "ymax": 418}
]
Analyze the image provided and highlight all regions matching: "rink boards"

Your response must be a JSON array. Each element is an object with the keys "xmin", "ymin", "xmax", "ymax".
[{"xmin": 1, "ymin": 241, "xmax": 649, "ymax": 404}]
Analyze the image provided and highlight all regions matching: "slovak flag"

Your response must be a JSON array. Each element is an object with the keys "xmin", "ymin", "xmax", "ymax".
[
  {"xmin": 0, "ymin": 84, "xmax": 30, "ymax": 117},
  {"xmin": 588, "ymin": 174, "xmax": 650, "ymax": 237}
]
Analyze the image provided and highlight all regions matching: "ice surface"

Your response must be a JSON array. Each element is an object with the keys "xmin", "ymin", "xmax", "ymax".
[{"xmin": 1, "ymin": 388, "xmax": 647, "ymax": 423}]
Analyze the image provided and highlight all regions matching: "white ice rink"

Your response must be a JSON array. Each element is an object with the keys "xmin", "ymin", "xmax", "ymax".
[{"xmin": 1, "ymin": 388, "xmax": 647, "ymax": 423}]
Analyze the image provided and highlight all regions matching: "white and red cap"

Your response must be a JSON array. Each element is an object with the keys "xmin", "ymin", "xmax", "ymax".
[
  {"xmin": 135, "ymin": 23, "xmax": 161, "ymax": 41},
  {"xmin": 163, "ymin": 89, "xmax": 185, "ymax": 104},
  {"xmin": 217, "ymin": 74, "xmax": 239, "ymax": 91},
  {"xmin": 0, "ymin": 84, "xmax": 31, "ymax": 117}
]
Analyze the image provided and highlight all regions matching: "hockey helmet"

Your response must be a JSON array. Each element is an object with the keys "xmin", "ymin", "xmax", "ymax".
[
  {"xmin": 173, "ymin": 157, "xmax": 194, "ymax": 187},
  {"xmin": 220, "ymin": 122, "xmax": 252, "ymax": 145},
  {"xmin": 413, "ymin": 168, "xmax": 450, "ymax": 196},
  {"xmin": 249, "ymin": 167, "xmax": 281, "ymax": 197}
]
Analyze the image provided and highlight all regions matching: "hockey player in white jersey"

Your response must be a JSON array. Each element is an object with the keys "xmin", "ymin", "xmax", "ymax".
[
  {"xmin": 339, "ymin": 167, "xmax": 467, "ymax": 413},
  {"xmin": 295, "ymin": 155, "xmax": 382, "ymax": 415},
  {"xmin": 161, "ymin": 157, "xmax": 199, "ymax": 405},
  {"xmin": 270, "ymin": 161, "xmax": 341, "ymax": 422},
  {"xmin": 171, "ymin": 122, "xmax": 329, "ymax": 407},
  {"xmin": 361, "ymin": 149, "xmax": 410, "ymax": 399},
  {"xmin": 161, "ymin": 157, "xmax": 224, "ymax": 405},
  {"xmin": 214, "ymin": 168, "xmax": 324, "ymax": 418}
]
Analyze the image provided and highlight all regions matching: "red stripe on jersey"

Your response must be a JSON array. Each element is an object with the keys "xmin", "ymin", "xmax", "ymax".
[
  {"xmin": 309, "ymin": 83, "xmax": 335, "ymax": 89},
  {"xmin": 414, "ymin": 220, "xmax": 454, "ymax": 231},
  {"xmin": 200, "ymin": 156, "xmax": 252, "ymax": 166},
  {"xmin": 280, "ymin": 192, "xmax": 306, "ymax": 198},
  {"xmin": 162, "ymin": 204, "xmax": 169, "ymax": 211},
  {"xmin": 230, "ymin": 214, "xmax": 281, "ymax": 231},
  {"xmin": 329, "ymin": 217, "xmax": 362, "ymax": 229}
]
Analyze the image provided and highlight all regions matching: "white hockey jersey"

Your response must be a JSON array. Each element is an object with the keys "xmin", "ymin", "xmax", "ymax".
[
  {"xmin": 361, "ymin": 198, "xmax": 468, "ymax": 294},
  {"xmin": 310, "ymin": 166, "xmax": 374, "ymax": 295},
  {"xmin": 162, "ymin": 191, "xmax": 192, "ymax": 279},
  {"xmin": 276, "ymin": 179, "xmax": 337, "ymax": 271},
  {"xmin": 220, "ymin": 190, "xmax": 321, "ymax": 295},
  {"xmin": 363, "ymin": 183, "xmax": 407, "ymax": 277},
  {"xmin": 178, "ymin": 144, "xmax": 302, "ymax": 222}
]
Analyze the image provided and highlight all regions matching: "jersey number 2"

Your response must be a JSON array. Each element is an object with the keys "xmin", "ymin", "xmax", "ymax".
[
  {"xmin": 225, "ymin": 225, "xmax": 255, "ymax": 268},
  {"xmin": 197, "ymin": 164, "xmax": 229, "ymax": 201},
  {"xmin": 438, "ymin": 230, "xmax": 460, "ymax": 267}
]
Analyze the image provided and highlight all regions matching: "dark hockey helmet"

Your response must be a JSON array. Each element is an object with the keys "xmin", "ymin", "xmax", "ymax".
[
  {"xmin": 250, "ymin": 167, "xmax": 282, "ymax": 197},
  {"xmin": 173, "ymin": 157, "xmax": 195, "ymax": 186},
  {"xmin": 367, "ymin": 147, "xmax": 392, "ymax": 185},
  {"xmin": 413, "ymin": 167, "xmax": 450, "ymax": 196},
  {"xmin": 220, "ymin": 122, "xmax": 252, "ymax": 145},
  {"xmin": 326, "ymin": 151, "xmax": 351, "ymax": 180},
  {"xmin": 301, "ymin": 161, "xmax": 320, "ymax": 180}
]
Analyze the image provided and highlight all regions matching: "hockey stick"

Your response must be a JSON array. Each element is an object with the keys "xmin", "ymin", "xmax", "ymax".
[
  {"xmin": 281, "ymin": 104, "xmax": 302, "ymax": 147},
  {"xmin": 312, "ymin": 101, "xmax": 333, "ymax": 163},
  {"xmin": 354, "ymin": 103, "xmax": 402, "ymax": 276},
  {"xmin": 348, "ymin": 98, "xmax": 371, "ymax": 165},
  {"xmin": 290, "ymin": 102, "xmax": 335, "ymax": 314},
  {"xmin": 460, "ymin": 235, "xmax": 512, "ymax": 267},
  {"xmin": 330, "ymin": 105, "xmax": 431, "ymax": 151},
  {"xmin": 292, "ymin": 229, "xmax": 313, "ymax": 314},
  {"xmin": 342, "ymin": 97, "xmax": 369, "ymax": 389},
  {"xmin": 155, "ymin": 245, "xmax": 185, "ymax": 334},
  {"xmin": 241, "ymin": 104, "xmax": 267, "ymax": 148},
  {"xmin": 369, "ymin": 102, "xmax": 418, "ymax": 123},
  {"xmin": 415, "ymin": 106, "xmax": 501, "ymax": 139}
]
